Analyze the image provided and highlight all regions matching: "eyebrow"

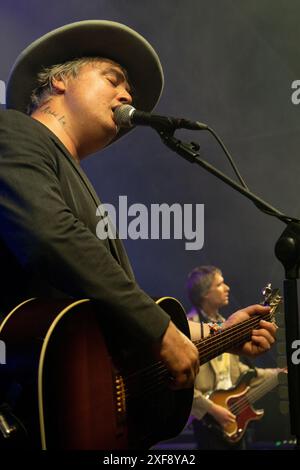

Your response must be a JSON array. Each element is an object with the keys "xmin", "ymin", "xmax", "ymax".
[{"xmin": 103, "ymin": 66, "xmax": 131, "ymax": 93}]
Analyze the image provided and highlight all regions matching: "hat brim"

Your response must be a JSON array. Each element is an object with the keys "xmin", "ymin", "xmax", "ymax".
[{"xmin": 6, "ymin": 20, "xmax": 164, "ymax": 144}]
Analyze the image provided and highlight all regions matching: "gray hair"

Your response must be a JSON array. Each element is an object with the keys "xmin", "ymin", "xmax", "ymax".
[
  {"xmin": 186, "ymin": 265, "xmax": 221, "ymax": 308},
  {"xmin": 27, "ymin": 57, "xmax": 130, "ymax": 114}
]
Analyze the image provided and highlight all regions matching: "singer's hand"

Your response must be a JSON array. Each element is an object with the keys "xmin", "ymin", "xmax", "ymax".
[{"xmin": 152, "ymin": 320, "xmax": 199, "ymax": 390}]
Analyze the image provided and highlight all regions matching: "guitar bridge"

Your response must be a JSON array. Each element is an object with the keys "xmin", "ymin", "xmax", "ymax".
[{"xmin": 115, "ymin": 374, "xmax": 126, "ymax": 420}]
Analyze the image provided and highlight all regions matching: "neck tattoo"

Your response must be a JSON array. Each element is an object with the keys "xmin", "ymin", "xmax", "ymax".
[{"xmin": 41, "ymin": 105, "xmax": 66, "ymax": 127}]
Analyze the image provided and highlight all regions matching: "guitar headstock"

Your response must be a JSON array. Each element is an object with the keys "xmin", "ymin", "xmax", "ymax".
[{"xmin": 261, "ymin": 283, "xmax": 282, "ymax": 322}]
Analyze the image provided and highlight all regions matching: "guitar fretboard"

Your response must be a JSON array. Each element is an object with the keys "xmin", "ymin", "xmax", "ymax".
[{"xmin": 195, "ymin": 312, "xmax": 273, "ymax": 365}]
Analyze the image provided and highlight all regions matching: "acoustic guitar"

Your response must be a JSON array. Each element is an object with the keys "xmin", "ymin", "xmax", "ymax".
[{"xmin": 0, "ymin": 285, "xmax": 281, "ymax": 449}]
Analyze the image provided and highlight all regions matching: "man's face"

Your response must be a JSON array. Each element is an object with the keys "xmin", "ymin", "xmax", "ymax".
[
  {"xmin": 204, "ymin": 272, "xmax": 230, "ymax": 310},
  {"xmin": 63, "ymin": 59, "xmax": 132, "ymax": 152}
]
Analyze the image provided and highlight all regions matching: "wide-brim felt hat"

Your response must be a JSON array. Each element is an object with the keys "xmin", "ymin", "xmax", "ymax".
[{"xmin": 6, "ymin": 20, "xmax": 164, "ymax": 143}]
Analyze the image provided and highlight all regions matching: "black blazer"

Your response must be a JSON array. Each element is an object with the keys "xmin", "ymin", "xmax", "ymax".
[{"xmin": 0, "ymin": 110, "xmax": 169, "ymax": 342}]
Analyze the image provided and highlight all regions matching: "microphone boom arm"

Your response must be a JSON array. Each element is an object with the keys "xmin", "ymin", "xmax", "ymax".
[{"xmin": 158, "ymin": 129, "xmax": 293, "ymax": 224}]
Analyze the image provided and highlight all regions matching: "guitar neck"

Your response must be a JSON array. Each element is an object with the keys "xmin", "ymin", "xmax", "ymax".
[
  {"xmin": 195, "ymin": 311, "xmax": 273, "ymax": 366},
  {"xmin": 246, "ymin": 371, "xmax": 279, "ymax": 405}
]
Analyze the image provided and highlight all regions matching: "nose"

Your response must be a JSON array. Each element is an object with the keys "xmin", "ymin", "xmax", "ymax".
[{"xmin": 117, "ymin": 87, "xmax": 133, "ymax": 105}]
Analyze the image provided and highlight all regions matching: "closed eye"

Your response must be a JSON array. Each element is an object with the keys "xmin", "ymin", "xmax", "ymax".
[
  {"xmin": 107, "ymin": 76, "xmax": 118, "ymax": 87},
  {"xmin": 103, "ymin": 68, "xmax": 131, "ymax": 93}
]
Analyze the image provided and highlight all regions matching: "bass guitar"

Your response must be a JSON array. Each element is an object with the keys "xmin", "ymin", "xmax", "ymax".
[{"xmin": 206, "ymin": 367, "xmax": 283, "ymax": 443}]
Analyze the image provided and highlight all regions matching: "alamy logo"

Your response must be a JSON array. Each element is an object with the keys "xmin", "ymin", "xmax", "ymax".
[
  {"xmin": 291, "ymin": 80, "xmax": 300, "ymax": 105},
  {"xmin": 0, "ymin": 340, "xmax": 6, "ymax": 364},
  {"xmin": 96, "ymin": 196, "xmax": 204, "ymax": 251},
  {"xmin": 0, "ymin": 80, "xmax": 6, "ymax": 105},
  {"xmin": 291, "ymin": 339, "xmax": 300, "ymax": 365}
]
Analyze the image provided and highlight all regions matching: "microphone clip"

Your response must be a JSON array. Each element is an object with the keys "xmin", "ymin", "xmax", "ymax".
[{"xmin": 158, "ymin": 131, "xmax": 200, "ymax": 163}]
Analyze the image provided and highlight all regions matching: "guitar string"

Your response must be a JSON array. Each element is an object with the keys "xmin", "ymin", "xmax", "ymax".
[
  {"xmin": 127, "ymin": 372, "xmax": 279, "ymax": 409},
  {"xmin": 195, "ymin": 311, "xmax": 273, "ymax": 351},
  {"xmin": 123, "ymin": 312, "xmax": 271, "ymax": 384},
  {"xmin": 138, "ymin": 312, "xmax": 270, "ymax": 381},
  {"xmin": 122, "ymin": 313, "xmax": 271, "ymax": 399},
  {"xmin": 197, "ymin": 377, "xmax": 280, "ymax": 443},
  {"xmin": 243, "ymin": 375, "xmax": 279, "ymax": 403},
  {"xmin": 122, "ymin": 314, "xmax": 273, "ymax": 400},
  {"xmin": 128, "ymin": 346, "xmax": 280, "ymax": 409},
  {"xmin": 123, "ymin": 315, "xmax": 260, "ymax": 397},
  {"xmin": 226, "ymin": 380, "xmax": 277, "ymax": 417},
  {"xmin": 227, "ymin": 375, "xmax": 279, "ymax": 415}
]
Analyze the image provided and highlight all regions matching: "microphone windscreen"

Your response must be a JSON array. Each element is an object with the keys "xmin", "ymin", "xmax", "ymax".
[{"xmin": 114, "ymin": 104, "xmax": 135, "ymax": 127}]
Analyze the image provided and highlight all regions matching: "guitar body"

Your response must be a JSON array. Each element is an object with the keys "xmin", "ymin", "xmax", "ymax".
[
  {"xmin": 0, "ymin": 285, "xmax": 280, "ymax": 449},
  {"xmin": 0, "ymin": 297, "xmax": 193, "ymax": 449},
  {"xmin": 208, "ymin": 370, "xmax": 264, "ymax": 443}
]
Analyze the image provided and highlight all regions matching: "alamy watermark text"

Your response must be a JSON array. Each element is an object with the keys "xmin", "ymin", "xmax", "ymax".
[{"xmin": 96, "ymin": 196, "xmax": 204, "ymax": 251}]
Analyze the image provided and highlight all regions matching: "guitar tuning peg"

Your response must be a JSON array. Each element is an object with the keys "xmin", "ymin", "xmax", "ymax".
[{"xmin": 262, "ymin": 283, "xmax": 272, "ymax": 297}]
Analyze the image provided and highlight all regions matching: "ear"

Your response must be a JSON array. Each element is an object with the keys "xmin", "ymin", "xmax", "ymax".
[{"xmin": 51, "ymin": 76, "xmax": 66, "ymax": 94}]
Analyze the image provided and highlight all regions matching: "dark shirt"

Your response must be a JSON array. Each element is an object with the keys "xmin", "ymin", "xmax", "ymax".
[{"xmin": 0, "ymin": 109, "xmax": 170, "ymax": 342}]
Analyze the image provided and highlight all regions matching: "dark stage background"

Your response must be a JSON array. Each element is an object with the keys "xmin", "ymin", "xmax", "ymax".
[{"xmin": 1, "ymin": 0, "xmax": 298, "ymax": 447}]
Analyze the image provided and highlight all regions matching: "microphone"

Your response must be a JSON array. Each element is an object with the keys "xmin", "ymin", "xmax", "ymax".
[{"xmin": 114, "ymin": 105, "xmax": 208, "ymax": 132}]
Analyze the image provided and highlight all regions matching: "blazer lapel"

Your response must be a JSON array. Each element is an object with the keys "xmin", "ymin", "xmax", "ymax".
[{"xmin": 51, "ymin": 137, "xmax": 131, "ymax": 273}]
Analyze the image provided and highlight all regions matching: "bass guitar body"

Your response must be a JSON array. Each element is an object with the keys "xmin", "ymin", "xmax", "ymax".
[{"xmin": 208, "ymin": 370, "xmax": 264, "ymax": 443}]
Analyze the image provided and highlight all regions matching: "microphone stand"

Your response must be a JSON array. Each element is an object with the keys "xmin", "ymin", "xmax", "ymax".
[{"xmin": 158, "ymin": 129, "xmax": 300, "ymax": 447}]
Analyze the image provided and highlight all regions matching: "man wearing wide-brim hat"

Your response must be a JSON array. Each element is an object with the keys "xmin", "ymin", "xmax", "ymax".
[
  {"xmin": 0, "ymin": 19, "xmax": 198, "ymax": 404},
  {"xmin": 0, "ymin": 20, "xmax": 277, "ymax": 450}
]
